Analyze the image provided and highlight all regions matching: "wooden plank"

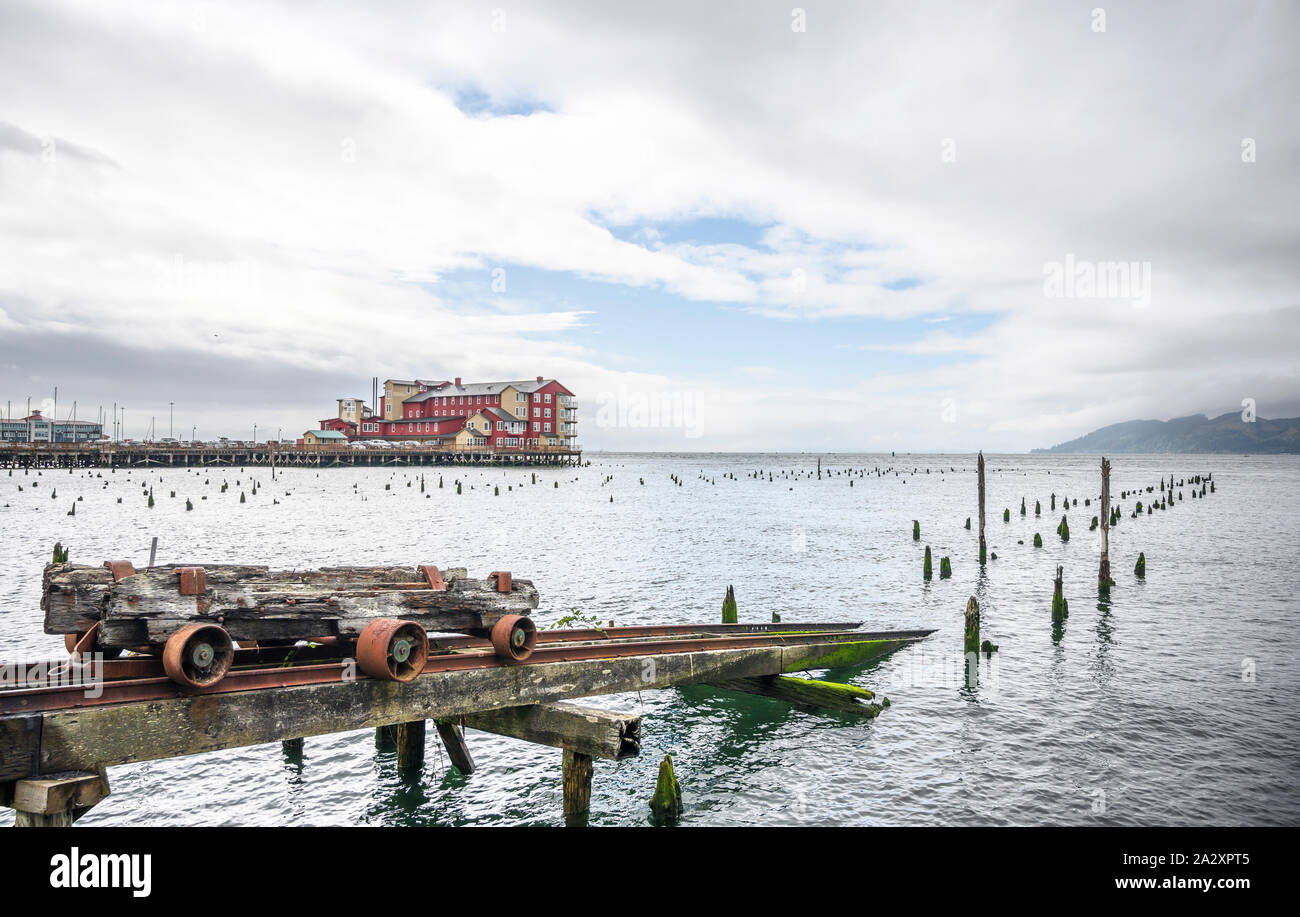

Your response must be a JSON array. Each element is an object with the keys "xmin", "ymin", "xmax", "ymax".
[
  {"xmin": 33, "ymin": 638, "xmax": 912, "ymax": 777},
  {"xmin": 0, "ymin": 715, "xmax": 40, "ymax": 782},
  {"xmin": 462, "ymin": 702, "xmax": 640, "ymax": 760}
]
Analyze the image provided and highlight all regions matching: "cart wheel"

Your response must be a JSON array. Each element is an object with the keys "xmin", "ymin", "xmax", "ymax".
[
  {"xmin": 164, "ymin": 623, "xmax": 234, "ymax": 687},
  {"xmin": 356, "ymin": 619, "xmax": 428, "ymax": 682},
  {"xmin": 490, "ymin": 614, "xmax": 536, "ymax": 661}
]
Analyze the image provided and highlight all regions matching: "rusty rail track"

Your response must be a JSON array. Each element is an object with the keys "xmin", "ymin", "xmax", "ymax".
[{"xmin": 0, "ymin": 624, "xmax": 930, "ymax": 715}]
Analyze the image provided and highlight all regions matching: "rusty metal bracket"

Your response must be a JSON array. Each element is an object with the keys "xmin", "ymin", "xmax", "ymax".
[
  {"xmin": 489, "ymin": 571, "xmax": 512, "ymax": 593},
  {"xmin": 176, "ymin": 566, "xmax": 207, "ymax": 596},
  {"xmin": 418, "ymin": 564, "xmax": 447, "ymax": 591},
  {"xmin": 102, "ymin": 560, "xmax": 136, "ymax": 582}
]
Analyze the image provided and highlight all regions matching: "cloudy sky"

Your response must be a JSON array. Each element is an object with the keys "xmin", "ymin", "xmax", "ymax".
[{"xmin": 1, "ymin": 0, "xmax": 1296, "ymax": 450}]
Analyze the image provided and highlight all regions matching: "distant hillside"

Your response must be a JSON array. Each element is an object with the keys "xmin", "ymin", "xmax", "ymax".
[{"xmin": 1033, "ymin": 412, "xmax": 1300, "ymax": 454}]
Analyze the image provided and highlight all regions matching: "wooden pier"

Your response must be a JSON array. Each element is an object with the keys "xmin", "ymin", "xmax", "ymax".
[
  {"xmin": 0, "ymin": 623, "xmax": 928, "ymax": 825},
  {"xmin": 0, "ymin": 441, "xmax": 582, "ymax": 470}
]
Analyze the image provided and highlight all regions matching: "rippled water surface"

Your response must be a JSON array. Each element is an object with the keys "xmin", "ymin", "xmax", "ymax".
[{"xmin": 1, "ymin": 452, "xmax": 1296, "ymax": 826}]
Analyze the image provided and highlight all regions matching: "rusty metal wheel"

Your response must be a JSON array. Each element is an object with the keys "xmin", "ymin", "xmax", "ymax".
[
  {"xmin": 490, "ymin": 614, "xmax": 536, "ymax": 661},
  {"xmin": 163, "ymin": 623, "xmax": 234, "ymax": 687},
  {"xmin": 356, "ymin": 619, "xmax": 428, "ymax": 682}
]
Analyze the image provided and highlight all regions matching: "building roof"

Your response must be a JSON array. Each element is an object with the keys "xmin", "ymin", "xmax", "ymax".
[
  {"xmin": 320, "ymin": 418, "xmax": 358, "ymax": 428},
  {"xmin": 308, "ymin": 429, "xmax": 349, "ymax": 440},
  {"xmin": 485, "ymin": 407, "xmax": 526, "ymax": 424},
  {"xmin": 402, "ymin": 378, "xmax": 567, "ymax": 403}
]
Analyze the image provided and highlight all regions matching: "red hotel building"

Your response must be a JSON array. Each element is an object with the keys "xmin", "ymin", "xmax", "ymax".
[{"xmin": 317, "ymin": 377, "xmax": 577, "ymax": 449}]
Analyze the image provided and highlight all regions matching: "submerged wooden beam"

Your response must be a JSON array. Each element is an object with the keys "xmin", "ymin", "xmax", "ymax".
[
  {"xmin": 23, "ymin": 636, "xmax": 924, "ymax": 779},
  {"xmin": 461, "ymin": 702, "xmax": 641, "ymax": 761},
  {"xmin": 709, "ymin": 675, "xmax": 882, "ymax": 717}
]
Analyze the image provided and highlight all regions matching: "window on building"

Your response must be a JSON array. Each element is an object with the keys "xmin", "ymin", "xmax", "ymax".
[
  {"xmin": 544, "ymin": 423, "xmax": 551, "ymax": 432},
  {"xmin": 545, "ymin": 393, "xmax": 551, "ymax": 403},
  {"xmin": 544, "ymin": 408, "xmax": 551, "ymax": 418}
]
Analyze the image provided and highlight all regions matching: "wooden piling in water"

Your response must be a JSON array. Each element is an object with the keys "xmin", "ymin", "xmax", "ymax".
[
  {"xmin": 1099, "ymin": 457, "xmax": 1114, "ymax": 588},
  {"xmin": 649, "ymin": 754, "xmax": 682, "ymax": 825},
  {"xmin": 562, "ymin": 749, "xmax": 594, "ymax": 824},
  {"xmin": 721, "ymin": 584, "xmax": 737, "ymax": 624},
  {"xmin": 396, "ymin": 720, "xmax": 426, "ymax": 772},
  {"xmin": 964, "ymin": 596, "xmax": 980, "ymax": 655},
  {"xmin": 977, "ymin": 451, "xmax": 987, "ymax": 564}
]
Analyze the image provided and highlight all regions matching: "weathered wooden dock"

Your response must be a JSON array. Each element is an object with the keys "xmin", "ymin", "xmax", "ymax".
[
  {"xmin": 0, "ymin": 442, "xmax": 581, "ymax": 469},
  {"xmin": 0, "ymin": 622, "xmax": 929, "ymax": 825}
]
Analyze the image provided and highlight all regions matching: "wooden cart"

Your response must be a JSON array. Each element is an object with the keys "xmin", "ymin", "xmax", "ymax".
[{"xmin": 43, "ymin": 561, "xmax": 539, "ymax": 687}]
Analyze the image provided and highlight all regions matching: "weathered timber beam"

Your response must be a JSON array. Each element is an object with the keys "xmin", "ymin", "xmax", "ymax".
[
  {"xmin": 28, "ymin": 637, "xmax": 921, "ymax": 777},
  {"xmin": 708, "ymin": 675, "xmax": 881, "ymax": 717},
  {"xmin": 12, "ymin": 770, "xmax": 107, "ymax": 815},
  {"xmin": 460, "ymin": 702, "xmax": 641, "ymax": 761}
]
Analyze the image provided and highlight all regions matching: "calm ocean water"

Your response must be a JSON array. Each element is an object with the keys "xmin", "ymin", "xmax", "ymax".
[{"xmin": 1, "ymin": 452, "xmax": 1296, "ymax": 826}]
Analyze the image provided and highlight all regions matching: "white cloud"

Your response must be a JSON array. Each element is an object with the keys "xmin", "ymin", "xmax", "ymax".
[{"xmin": 0, "ymin": 0, "xmax": 1295, "ymax": 448}]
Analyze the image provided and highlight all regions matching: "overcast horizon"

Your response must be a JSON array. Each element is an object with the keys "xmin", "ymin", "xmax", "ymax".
[{"xmin": 1, "ymin": 1, "xmax": 1297, "ymax": 450}]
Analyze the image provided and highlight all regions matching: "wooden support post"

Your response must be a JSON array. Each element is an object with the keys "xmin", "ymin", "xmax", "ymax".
[
  {"xmin": 562, "ymin": 749, "xmax": 593, "ymax": 826},
  {"xmin": 375, "ymin": 724, "xmax": 397, "ymax": 749},
  {"xmin": 977, "ymin": 451, "xmax": 987, "ymax": 564},
  {"xmin": 281, "ymin": 737, "xmax": 304, "ymax": 756},
  {"xmin": 9, "ymin": 771, "xmax": 107, "ymax": 827},
  {"xmin": 434, "ymin": 719, "xmax": 476, "ymax": 775},
  {"xmin": 1099, "ymin": 457, "xmax": 1114, "ymax": 588},
  {"xmin": 396, "ymin": 720, "xmax": 425, "ymax": 773}
]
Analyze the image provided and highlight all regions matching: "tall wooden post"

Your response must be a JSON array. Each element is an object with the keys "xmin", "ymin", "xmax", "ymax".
[
  {"xmin": 977, "ymin": 451, "xmax": 987, "ymax": 564},
  {"xmin": 1099, "ymin": 457, "xmax": 1113, "ymax": 587},
  {"xmin": 562, "ymin": 749, "xmax": 594, "ymax": 826}
]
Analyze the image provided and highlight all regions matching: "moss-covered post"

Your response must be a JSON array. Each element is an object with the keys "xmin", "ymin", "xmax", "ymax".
[
  {"xmin": 1134, "ymin": 552, "xmax": 1146, "ymax": 577},
  {"xmin": 964, "ymin": 596, "xmax": 980, "ymax": 655},
  {"xmin": 1099, "ymin": 456, "xmax": 1114, "ymax": 589},
  {"xmin": 923, "ymin": 545, "xmax": 933, "ymax": 580},
  {"xmin": 649, "ymin": 754, "xmax": 683, "ymax": 825},
  {"xmin": 562, "ymin": 749, "xmax": 594, "ymax": 826},
  {"xmin": 721, "ymin": 584, "xmax": 737, "ymax": 624},
  {"xmin": 1052, "ymin": 565, "xmax": 1069, "ymax": 622},
  {"xmin": 912, "ymin": 519, "xmax": 920, "ymax": 541},
  {"xmin": 977, "ymin": 451, "xmax": 986, "ymax": 564}
]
